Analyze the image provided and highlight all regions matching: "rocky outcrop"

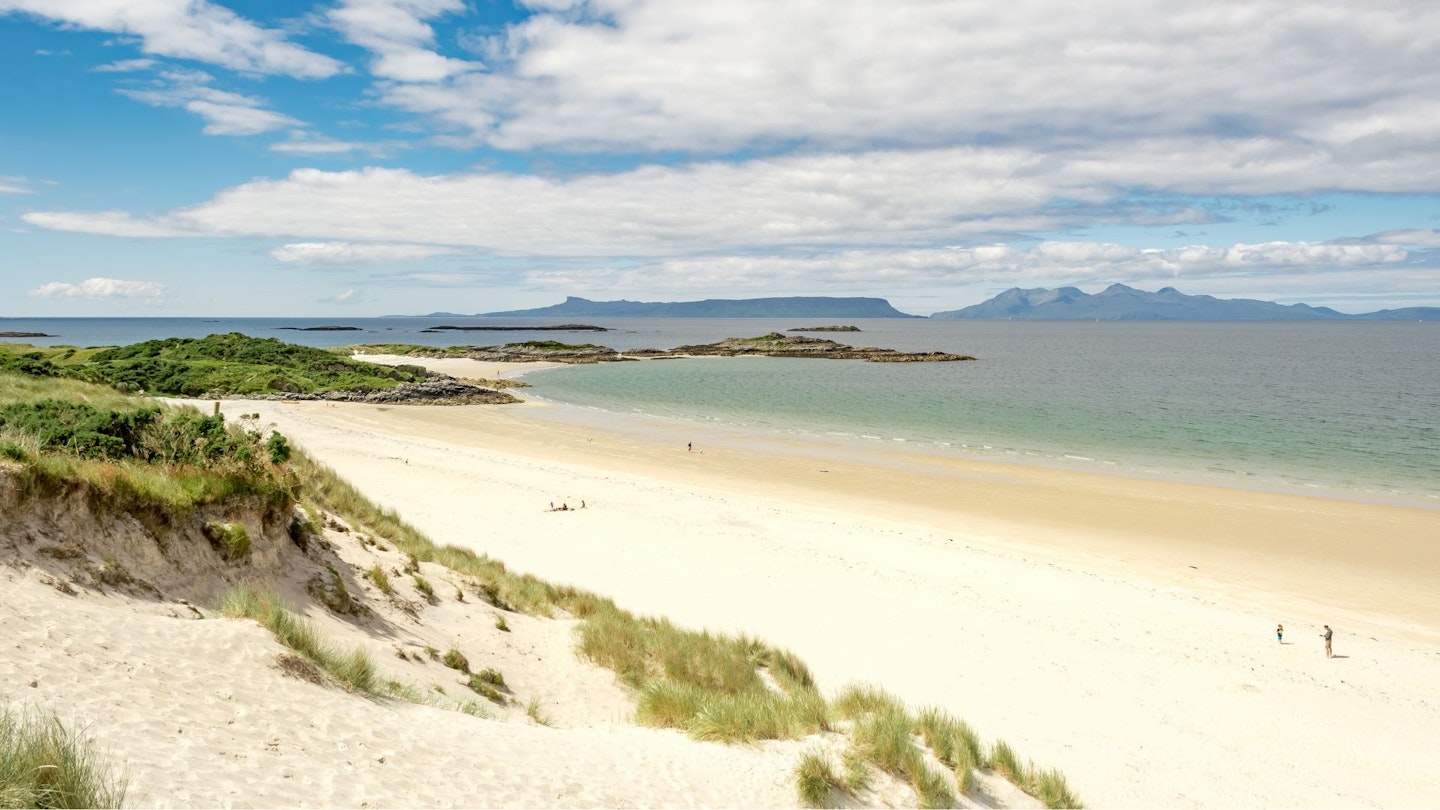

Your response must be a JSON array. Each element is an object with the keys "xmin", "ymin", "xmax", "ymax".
[
  {"xmin": 667, "ymin": 333, "xmax": 974, "ymax": 362},
  {"xmin": 787, "ymin": 325, "xmax": 861, "ymax": 332},
  {"xmin": 257, "ymin": 378, "xmax": 519, "ymax": 405}
]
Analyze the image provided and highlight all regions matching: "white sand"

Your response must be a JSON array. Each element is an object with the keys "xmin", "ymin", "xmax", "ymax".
[
  {"xmin": 211, "ymin": 354, "xmax": 1440, "ymax": 808},
  {"xmin": 4, "ymin": 353, "xmax": 1438, "ymax": 808}
]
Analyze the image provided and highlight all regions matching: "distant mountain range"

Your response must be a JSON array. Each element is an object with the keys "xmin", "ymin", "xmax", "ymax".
[
  {"xmin": 479, "ymin": 296, "xmax": 921, "ymax": 318},
  {"xmin": 394, "ymin": 287, "xmax": 1439, "ymax": 321},
  {"xmin": 930, "ymin": 284, "xmax": 1440, "ymax": 321}
]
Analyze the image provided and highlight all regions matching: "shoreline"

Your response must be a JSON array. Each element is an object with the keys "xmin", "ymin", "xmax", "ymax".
[
  {"xmin": 510, "ymin": 357, "xmax": 1440, "ymax": 510},
  {"xmin": 214, "ymin": 369, "xmax": 1440, "ymax": 807}
]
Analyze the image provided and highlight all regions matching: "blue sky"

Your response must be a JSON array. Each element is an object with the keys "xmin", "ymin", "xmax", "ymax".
[{"xmin": 2, "ymin": 0, "xmax": 1439, "ymax": 317}]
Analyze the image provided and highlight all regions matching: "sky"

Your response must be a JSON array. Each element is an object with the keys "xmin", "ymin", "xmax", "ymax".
[{"xmin": 2, "ymin": 1, "xmax": 1439, "ymax": 317}]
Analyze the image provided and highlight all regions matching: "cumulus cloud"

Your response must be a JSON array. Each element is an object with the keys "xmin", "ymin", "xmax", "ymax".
[
  {"xmin": 118, "ymin": 69, "xmax": 301, "ymax": 135},
  {"xmin": 378, "ymin": 0, "xmax": 1440, "ymax": 160},
  {"xmin": 29, "ymin": 277, "xmax": 165, "ymax": 299},
  {"xmin": 0, "ymin": 0, "xmax": 341, "ymax": 78},
  {"xmin": 531, "ymin": 241, "xmax": 1413, "ymax": 297},
  {"xmin": 269, "ymin": 241, "xmax": 461, "ymax": 263},
  {"xmin": 20, "ymin": 142, "xmax": 1440, "ymax": 258},
  {"xmin": 328, "ymin": 0, "xmax": 479, "ymax": 82}
]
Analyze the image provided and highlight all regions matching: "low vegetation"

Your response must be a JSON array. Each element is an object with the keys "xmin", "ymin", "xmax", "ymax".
[
  {"xmin": 0, "ymin": 366, "xmax": 1082, "ymax": 809},
  {"xmin": 0, "ymin": 333, "xmax": 430, "ymax": 397},
  {"xmin": 0, "ymin": 706, "xmax": 128, "ymax": 809},
  {"xmin": 0, "ymin": 372, "xmax": 296, "ymax": 521},
  {"xmin": 217, "ymin": 583, "xmax": 379, "ymax": 695}
]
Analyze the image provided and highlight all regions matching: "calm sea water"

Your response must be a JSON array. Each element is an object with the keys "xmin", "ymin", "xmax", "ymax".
[{"xmin": 5, "ymin": 317, "xmax": 1438, "ymax": 503}]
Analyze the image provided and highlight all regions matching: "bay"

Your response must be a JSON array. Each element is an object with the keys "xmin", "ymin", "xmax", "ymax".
[{"xmin": 3, "ymin": 316, "xmax": 1437, "ymax": 504}]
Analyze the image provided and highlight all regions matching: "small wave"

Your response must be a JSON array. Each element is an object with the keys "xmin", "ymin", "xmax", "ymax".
[{"xmin": 1064, "ymin": 454, "xmax": 1094, "ymax": 462}]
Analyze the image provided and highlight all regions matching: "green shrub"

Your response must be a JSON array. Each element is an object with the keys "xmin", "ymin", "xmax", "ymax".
[
  {"xmin": 475, "ymin": 668, "xmax": 504, "ymax": 687},
  {"xmin": 203, "ymin": 521, "xmax": 250, "ymax": 561},
  {"xmin": 411, "ymin": 574, "xmax": 434, "ymax": 600},
  {"xmin": 466, "ymin": 676, "xmax": 504, "ymax": 703},
  {"xmin": 442, "ymin": 648, "xmax": 469, "ymax": 673},
  {"xmin": 0, "ymin": 706, "xmax": 127, "ymax": 809}
]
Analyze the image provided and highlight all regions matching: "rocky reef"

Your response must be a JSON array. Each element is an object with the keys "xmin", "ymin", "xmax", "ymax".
[
  {"xmin": 257, "ymin": 378, "xmax": 519, "ymax": 405},
  {"xmin": 393, "ymin": 332, "xmax": 973, "ymax": 364}
]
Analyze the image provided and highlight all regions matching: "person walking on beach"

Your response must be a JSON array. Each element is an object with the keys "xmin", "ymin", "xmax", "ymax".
[
  {"xmin": 687, "ymin": 442, "xmax": 692, "ymax": 452},
  {"xmin": 1323, "ymin": 625, "xmax": 1333, "ymax": 657},
  {"xmin": 1277, "ymin": 624, "xmax": 1284, "ymax": 644}
]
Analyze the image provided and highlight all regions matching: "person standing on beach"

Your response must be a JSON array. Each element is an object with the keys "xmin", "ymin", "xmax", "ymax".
[
  {"xmin": 1323, "ymin": 625, "xmax": 1333, "ymax": 657},
  {"xmin": 1277, "ymin": 624, "xmax": 1283, "ymax": 644},
  {"xmin": 687, "ymin": 442, "xmax": 692, "ymax": 452}
]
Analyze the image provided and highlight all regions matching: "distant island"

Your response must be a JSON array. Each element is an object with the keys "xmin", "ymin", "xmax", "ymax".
[
  {"xmin": 480, "ymin": 296, "xmax": 921, "ymax": 319},
  {"xmin": 351, "ymin": 333, "xmax": 972, "ymax": 364},
  {"xmin": 0, "ymin": 331, "xmax": 53, "ymax": 338},
  {"xmin": 788, "ymin": 325, "xmax": 861, "ymax": 332},
  {"xmin": 277, "ymin": 325, "xmax": 362, "ymax": 331},
  {"xmin": 422, "ymin": 324, "xmax": 609, "ymax": 332},
  {"xmin": 931, "ymin": 284, "xmax": 1440, "ymax": 321}
]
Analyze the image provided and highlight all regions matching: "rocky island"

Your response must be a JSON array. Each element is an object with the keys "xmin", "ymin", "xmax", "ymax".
[
  {"xmin": 421, "ymin": 323, "xmax": 610, "ymax": 332},
  {"xmin": 0, "ymin": 331, "xmax": 54, "ymax": 338},
  {"xmin": 787, "ymin": 325, "xmax": 861, "ymax": 332},
  {"xmin": 351, "ymin": 333, "xmax": 974, "ymax": 364}
]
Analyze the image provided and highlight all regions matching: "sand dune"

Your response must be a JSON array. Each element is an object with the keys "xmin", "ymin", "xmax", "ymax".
[{"xmin": 203, "ymin": 354, "xmax": 1440, "ymax": 808}]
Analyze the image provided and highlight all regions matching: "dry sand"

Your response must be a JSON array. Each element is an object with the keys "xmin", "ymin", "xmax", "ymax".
[
  {"xmin": 4, "ymin": 352, "xmax": 1438, "ymax": 808},
  {"xmin": 227, "ymin": 354, "xmax": 1440, "ymax": 808}
]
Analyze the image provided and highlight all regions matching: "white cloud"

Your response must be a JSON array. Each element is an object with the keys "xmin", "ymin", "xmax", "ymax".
[
  {"xmin": 21, "ymin": 210, "xmax": 192, "ymax": 237},
  {"xmin": 529, "ymin": 241, "xmax": 1413, "ymax": 298},
  {"xmin": 0, "ymin": 0, "xmax": 341, "ymax": 78},
  {"xmin": 118, "ymin": 69, "xmax": 301, "ymax": 135},
  {"xmin": 91, "ymin": 57, "xmax": 156, "ymax": 72},
  {"xmin": 0, "ymin": 176, "xmax": 32, "ymax": 194},
  {"xmin": 328, "ymin": 0, "xmax": 479, "ymax": 82},
  {"xmin": 20, "ymin": 143, "xmax": 1440, "ymax": 258},
  {"xmin": 319, "ymin": 287, "xmax": 365, "ymax": 305},
  {"xmin": 29, "ymin": 277, "xmax": 166, "ymax": 299},
  {"xmin": 376, "ymin": 0, "xmax": 1440, "ymax": 164},
  {"xmin": 1369, "ymin": 229, "xmax": 1440, "ymax": 247},
  {"xmin": 269, "ymin": 241, "xmax": 460, "ymax": 263}
]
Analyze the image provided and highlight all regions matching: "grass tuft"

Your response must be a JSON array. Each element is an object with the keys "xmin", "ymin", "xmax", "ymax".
[
  {"xmin": 217, "ymin": 583, "xmax": 378, "ymax": 695},
  {"xmin": 794, "ymin": 748, "xmax": 845, "ymax": 808},
  {"xmin": 0, "ymin": 706, "xmax": 127, "ymax": 809}
]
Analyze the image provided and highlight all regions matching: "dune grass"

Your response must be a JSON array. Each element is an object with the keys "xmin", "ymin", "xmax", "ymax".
[
  {"xmin": 0, "ymin": 706, "xmax": 127, "ymax": 809},
  {"xmin": 217, "ymin": 583, "xmax": 378, "ymax": 696},
  {"xmin": 794, "ymin": 748, "xmax": 845, "ymax": 808},
  {"xmin": 290, "ymin": 447, "xmax": 1083, "ymax": 805}
]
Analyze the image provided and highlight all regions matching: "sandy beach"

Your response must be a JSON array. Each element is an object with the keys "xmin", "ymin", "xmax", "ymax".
[
  {"xmin": 203, "ymin": 355, "xmax": 1440, "ymax": 808},
  {"xmin": 4, "ymin": 352, "xmax": 1438, "ymax": 808}
]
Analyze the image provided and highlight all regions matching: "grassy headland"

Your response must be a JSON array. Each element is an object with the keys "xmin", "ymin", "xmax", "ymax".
[{"xmin": 0, "ymin": 333, "xmax": 431, "ymax": 397}]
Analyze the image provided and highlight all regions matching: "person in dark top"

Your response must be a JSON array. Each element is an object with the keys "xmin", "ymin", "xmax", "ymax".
[{"xmin": 1323, "ymin": 625, "xmax": 1333, "ymax": 657}]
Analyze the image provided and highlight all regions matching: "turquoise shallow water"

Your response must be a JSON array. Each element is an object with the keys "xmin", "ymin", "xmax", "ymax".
[
  {"xmin": 520, "ymin": 322, "xmax": 1440, "ymax": 504},
  {"xmin": 6, "ymin": 317, "xmax": 1438, "ymax": 503}
]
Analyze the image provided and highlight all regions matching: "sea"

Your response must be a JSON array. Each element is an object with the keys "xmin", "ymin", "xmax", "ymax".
[{"xmin": 4, "ymin": 316, "xmax": 1438, "ymax": 506}]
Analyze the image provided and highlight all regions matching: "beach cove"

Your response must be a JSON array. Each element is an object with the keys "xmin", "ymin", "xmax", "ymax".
[{"xmin": 228, "ymin": 354, "xmax": 1440, "ymax": 808}]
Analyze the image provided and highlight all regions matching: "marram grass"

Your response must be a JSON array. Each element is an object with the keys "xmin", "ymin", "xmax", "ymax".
[
  {"xmin": 794, "ymin": 748, "xmax": 844, "ymax": 808},
  {"xmin": 217, "ymin": 583, "xmax": 378, "ymax": 696},
  {"xmin": 292, "ymin": 445, "xmax": 1083, "ymax": 805},
  {"xmin": 0, "ymin": 706, "xmax": 127, "ymax": 809}
]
